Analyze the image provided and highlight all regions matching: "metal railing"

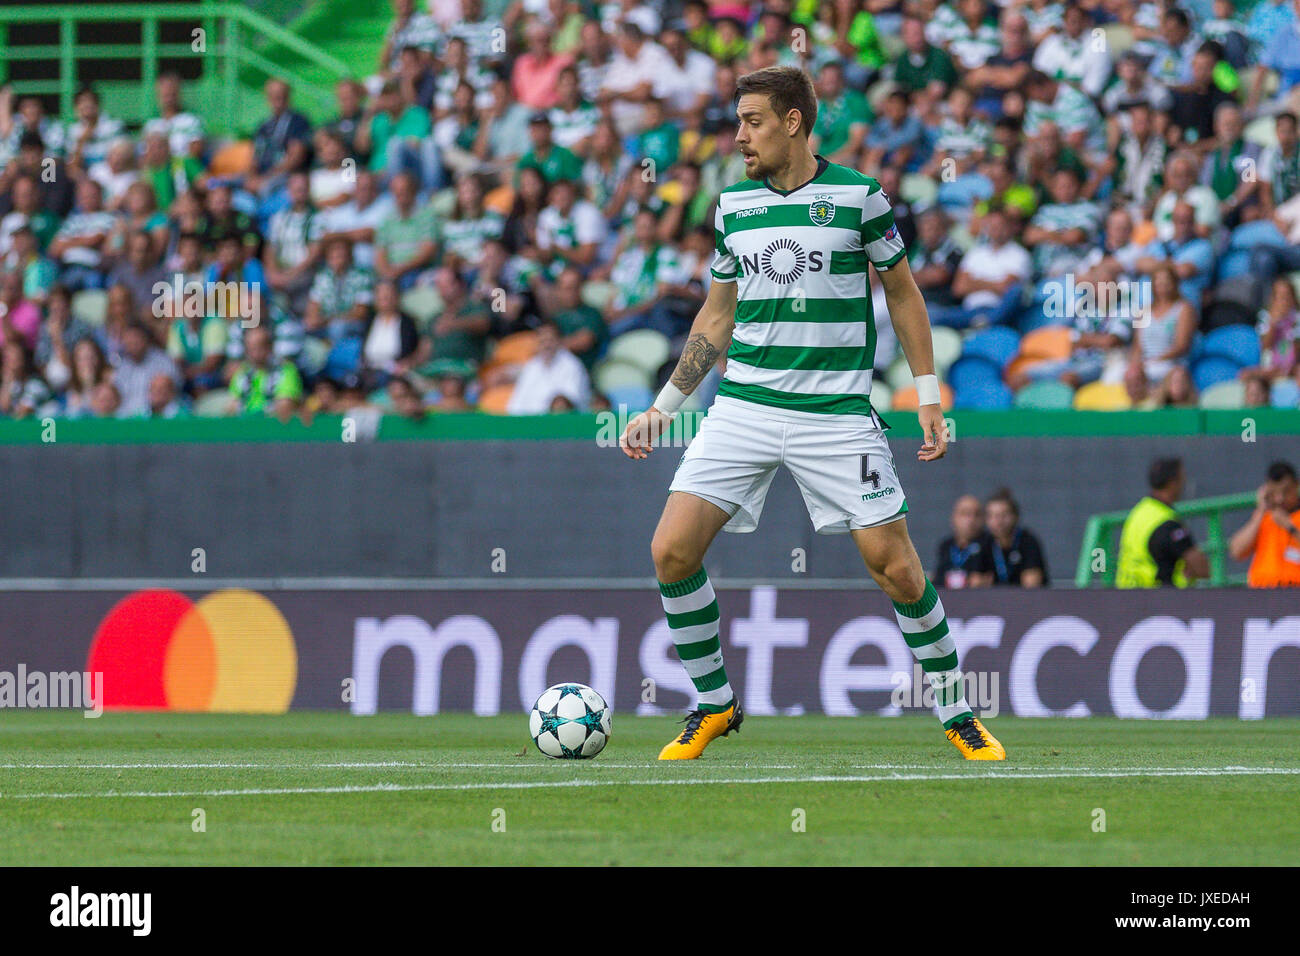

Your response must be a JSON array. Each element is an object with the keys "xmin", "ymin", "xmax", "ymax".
[
  {"xmin": 0, "ymin": 3, "xmax": 353, "ymax": 135},
  {"xmin": 1075, "ymin": 491, "xmax": 1256, "ymax": 588}
]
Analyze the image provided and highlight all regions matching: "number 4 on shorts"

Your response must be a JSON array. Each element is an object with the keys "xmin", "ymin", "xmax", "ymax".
[{"xmin": 861, "ymin": 454, "xmax": 881, "ymax": 490}]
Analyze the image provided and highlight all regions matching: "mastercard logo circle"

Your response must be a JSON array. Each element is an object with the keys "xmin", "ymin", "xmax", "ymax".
[{"xmin": 87, "ymin": 589, "xmax": 297, "ymax": 713}]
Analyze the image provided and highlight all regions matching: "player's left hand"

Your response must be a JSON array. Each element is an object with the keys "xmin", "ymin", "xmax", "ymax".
[{"xmin": 916, "ymin": 405, "xmax": 948, "ymax": 462}]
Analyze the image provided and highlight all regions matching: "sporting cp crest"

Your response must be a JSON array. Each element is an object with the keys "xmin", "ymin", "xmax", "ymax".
[{"xmin": 808, "ymin": 195, "xmax": 835, "ymax": 226}]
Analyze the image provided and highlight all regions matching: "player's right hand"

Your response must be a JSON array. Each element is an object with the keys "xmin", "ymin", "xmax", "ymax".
[
  {"xmin": 916, "ymin": 404, "xmax": 948, "ymax": 462},
  {"xmin": 619, "ymin": 407, "xmax": 672, "ymax": 460}
]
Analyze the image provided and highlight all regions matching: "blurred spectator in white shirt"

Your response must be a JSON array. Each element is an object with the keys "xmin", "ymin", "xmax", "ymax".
[{"xmin": 507, "ymin": 319, "xmax": 590, "ymax": 413}]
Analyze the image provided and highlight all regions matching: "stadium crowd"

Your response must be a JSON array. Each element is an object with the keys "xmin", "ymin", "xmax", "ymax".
[{"xmin": 1, "ymin": 0, "xmax": 1300, "ymax": 420}]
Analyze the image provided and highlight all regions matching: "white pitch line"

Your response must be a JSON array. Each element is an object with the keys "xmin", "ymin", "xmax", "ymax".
[
  {"xmin": 0, "ymin": 761, "xmax": 1287, "ymax": 772},
  {"xmin": 847, "ymin": 764, "xmax": 1300, "ymax": 775},
  {"xmin": 0, "ymin": 761, "xmax": 801, "ymax": 770},
  {"xmin": 4, "ymin": 767, "xmax": 1299, "ymax": 800}
]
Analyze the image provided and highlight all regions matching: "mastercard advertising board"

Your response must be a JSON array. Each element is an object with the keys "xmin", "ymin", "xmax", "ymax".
[
  {"xmin": 86, "ymin": 589, "xmax": 297, "ymax": 713},
  {"xmin": 2, "ymin": 585, "xmax": 1295, "ymax": 717}
]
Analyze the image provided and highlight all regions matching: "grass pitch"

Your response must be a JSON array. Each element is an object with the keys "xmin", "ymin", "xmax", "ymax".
[{"xmin": 1, "ymin": 712, "xmax": 1297, "ymax": 866}]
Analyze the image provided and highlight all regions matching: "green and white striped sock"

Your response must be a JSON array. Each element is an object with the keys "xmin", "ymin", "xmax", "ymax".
[
  {"xmin": 659, "ymin": 567, "xmax": 734, "ymax": 713},
  {"xmin": 893, "ymin": 581, "xmax": 972, "ymax": 729}
]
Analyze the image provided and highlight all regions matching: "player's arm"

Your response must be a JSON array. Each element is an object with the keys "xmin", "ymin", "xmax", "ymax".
[
  {"xmin": 619, "ymin": 279, "xmax": 736, "ymax": 460},
  {"xmin": 877, "ymin": 257, "xmax": 947, "ymax": 463}
]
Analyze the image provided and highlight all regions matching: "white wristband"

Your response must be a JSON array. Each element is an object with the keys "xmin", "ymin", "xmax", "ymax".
[
  {"xmin": 915, "ymin": 374, "xmax": 941, "ymax": 407},
  {"xmin": 653, "ymin": 381, "xmax": 688, "ymax": 416}
]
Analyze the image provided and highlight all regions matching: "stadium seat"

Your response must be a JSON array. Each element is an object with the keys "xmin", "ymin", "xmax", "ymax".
[
  {"xmin": 1216, "ymin": 250, "xmax": 1252, "ymax": 281},
  {"xmin": 486, "ymin": 331, "xmax": 538, "ymax": 368},
  {"xmin": 947, "ymin": 355, "xmax": 1004, "ymax": 394},
  {"xmin": 1004, "ymin": 355, "xmax": 1048, "ymax": 383},
  {"xmin": 931, "ymin": 326, "xmax": 963, "ymax": 375},
  {"xmin": 71, "ymin": 289, "xmax": 108, "ymax": 327},
  {"xmin": 605, "ymin": 329, "xmax": 672, "ymax": 376},
  {"xmin": 1131, "ymin": 219, "xmax": 1158, "ymax": 246},
  {"xmin": 604, "ymin": 384, "xmax": 654, "ymax": 412},
  {"xmin": 1203, "ymin": 276, "xmax": 1266, "ymax": 331},
  {"xmin": 1073, "ymin": 382, "xmax": 1132, "ymax": 410},
  {"xmin": 884, "ymin": 353, "xmax": 914, "ymax": 392},
  {"xmin": 891, "ymin": 382, "xmax": 954, "ymax": 411},
  {"xmin": 678, "ymin": 387, "xmax": 707, "ymax": 412},
  {"xmin": 1200, "ymin": 324, "xmax": 1261, "ymax": 368},
  {"xmin": 193, "ymin": 390, "xmax": 233, "ymax": 418},
  {"xmin": 483, "ymin": 184, "xmax": 514, "ymax": 216},
  {"xmin": 1013, "ymin": 379, "xmax": 1075, "ymax": 410},
  {"xmin": 1271, "ymin": 377, "xmax": 1300, "ymax": 408},
  {"xmin": 1192, "ymin": 356, "xmax": 1242, "ymax": 392},
  {"xmin": 1198, "ymin": 379, "xmax": 1246, "ymax": 409},
  {"xmin": 207, "ymin": 141, "xmax": 253, "ymax": 177},
  {"xmin": 400, "ymin": 287, "xmax": 444, "ymax": 329},
  {"xmin": 581, "ymin": 281, "xmax": 618, "ymax": 312},
  {"xmin": 955, "ymin": 379, "xmax": 1013, "ymax": 410},
  {"xmin": 298, "ymin": 337, "xmax": 332, "ymax": 377},
  {"xmin": 1016, "ymin": 304, "xmax": 1062, "ymax": 334},
  {"xmin": 593, "ymin": 359, "xmax": 651, "ymax": 394},
  {"xmin": 428, "ymin": 188, "xmax": 457, "ymax": 218},
  {"xmin": 476, "ymin": 384, "xmax": 514, "ymax": 414},
  {"xmin": 948, "ymin": 223, "xmax": 977, "ymax": 252},
  {"xmin": 323, "ymin": 337, "xmax": 363, "ymax": 379},
  {"xmin": 1244, "ymin": 115, "xmax": 1280, "ymax": 150},
  {"xmin": 1018, "ymin": 325, "xmax": 1072, "ymax": 361},
  {"xmin": 961, "ymin": 326, "xmax": 1021, "ymax": 368},
  {"xmin": 1228, "ymin": 220, "xmax": 1286, "ymax": 254},
  {"xmin": 1218, "ymin": 225, "xmax": 1287, "ymax": 283},
  {"xmin": 900, "ymin": 174, "xmax": 938, "ymax": 207},
  {"xmin": 1102, "ymin": 23, "xmax": 1135, "ymax": 57}
]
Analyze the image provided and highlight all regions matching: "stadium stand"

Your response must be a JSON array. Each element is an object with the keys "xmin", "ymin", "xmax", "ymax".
[{"xmin": 0, "ymin": 0, "xmax": 1298, "ymax": 423}]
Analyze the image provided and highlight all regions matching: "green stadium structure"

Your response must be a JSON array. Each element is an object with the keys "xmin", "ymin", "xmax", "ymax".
[{"xmin": 0, "ymin": 0, "xmax": 380, "ymax": 136}]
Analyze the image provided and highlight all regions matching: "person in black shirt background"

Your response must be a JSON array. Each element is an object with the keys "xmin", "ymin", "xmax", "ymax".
[
  {"xmin": 934, "ymin": 494, "xmax": 994, "ymax": 588},
  {"xmin": 984, "ymin": 487, "xmax": 1049, "ymax": 587}
]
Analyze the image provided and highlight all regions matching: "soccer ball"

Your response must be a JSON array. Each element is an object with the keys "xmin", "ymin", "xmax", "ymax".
[{"xmin": 529, "ymin": 683, "xmax": 611, "ymax": 759}]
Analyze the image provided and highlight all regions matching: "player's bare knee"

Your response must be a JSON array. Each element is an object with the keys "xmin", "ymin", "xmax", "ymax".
[
  {"xmin": 879, "ymin": 557, "xmax": 926, "ymax": 604},
  {"xmin": 650, "ymin": 534, "xmax": 700, "ymax": 584}
]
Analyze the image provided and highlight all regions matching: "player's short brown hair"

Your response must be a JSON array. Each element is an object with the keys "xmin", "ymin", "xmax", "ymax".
[{"xmin": 736, "ymin": 66, "xmax": 817, "ymax": 138}]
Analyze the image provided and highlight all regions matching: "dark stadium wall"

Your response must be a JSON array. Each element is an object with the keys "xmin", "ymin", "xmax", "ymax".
[{"xmin": 0, "ymin": 433, "xmax": 1294, "ymax": 580}]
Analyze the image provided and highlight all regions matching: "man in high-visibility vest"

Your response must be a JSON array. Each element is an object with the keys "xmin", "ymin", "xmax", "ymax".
[
  {"xmin": 1115, "ymin": 457, "xmax": 1211, "ymax": 588},
  {"xmin": 1228, "ymin": 461, "xmax": 1300, "ymax": 588}
]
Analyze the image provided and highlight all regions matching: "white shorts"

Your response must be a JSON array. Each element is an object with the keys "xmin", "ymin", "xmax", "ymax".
[{"xmin": 668, "ymin": 396, "xmax": 909, "ymax": 534}]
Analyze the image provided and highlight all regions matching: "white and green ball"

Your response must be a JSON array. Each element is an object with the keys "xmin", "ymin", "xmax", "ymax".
[{"xmin": 529, "ymin": 683, "xmax": 611, "ymax": 759}]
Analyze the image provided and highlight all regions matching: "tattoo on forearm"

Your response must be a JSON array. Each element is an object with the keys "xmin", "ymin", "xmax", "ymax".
[{"xmin": 670, "ymin": 334, "xmax": 720, "ymax": 393}]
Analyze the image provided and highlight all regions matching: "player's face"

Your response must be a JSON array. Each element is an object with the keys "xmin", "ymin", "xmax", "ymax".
[{"xmin": 735, "ymin": 93, "xmax": 794, "ymax": 181}]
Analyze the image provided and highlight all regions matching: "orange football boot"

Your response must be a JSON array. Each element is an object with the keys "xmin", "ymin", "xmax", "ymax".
[
  {"xmin": 945, "ymin": 716, "xmax": 1006, "ymax": 760},
  {"xmin": 658, "ymin": 701, "xmax": 744, "ymax": 760}
]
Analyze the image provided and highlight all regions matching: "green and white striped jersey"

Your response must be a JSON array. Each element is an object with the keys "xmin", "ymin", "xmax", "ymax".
[{"xmin": 710, "ymin": 157, "xmax": 905, "ymax": 419}]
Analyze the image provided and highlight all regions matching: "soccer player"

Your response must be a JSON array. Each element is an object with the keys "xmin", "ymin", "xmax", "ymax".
[{"xmin": 619, "ymin": 66, "xmax": 1005, "ymax": 761}]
